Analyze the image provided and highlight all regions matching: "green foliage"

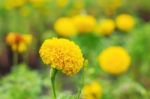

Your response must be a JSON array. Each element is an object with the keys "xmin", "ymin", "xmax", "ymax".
[
  {"xmin": 0, "ymin": 64, "xmax": 51, "ymax": 99},
  {"xmin": 127, "ymin": 23, "xmax": 150, "ymax": 76}
]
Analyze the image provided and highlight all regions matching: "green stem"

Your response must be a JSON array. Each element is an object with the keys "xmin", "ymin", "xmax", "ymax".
[
  {"xmin": 13, "ymin": 52, "xmax": 18, "ymax": 66},
  {"xmin": 76, "ymin": 60, "xmax": 88, "ymax": 99},
  {"xmin": 50, "ymin": 68, "xmax": 57, "ymax": 99}
]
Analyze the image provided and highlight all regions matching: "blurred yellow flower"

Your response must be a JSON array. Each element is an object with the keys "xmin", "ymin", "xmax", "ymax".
[
  {"xmin": 39, "ymin": 38, "xmax": 84, "ymax": 76},
  {"xmin": 116, "ymin": 14, "xmax": 135, "ymax": 32},
  {"xmin": 12, "ymin": 42, "xmax": 27, "ymax": 53},
  {"xmin": 73, "ymin": 0, "xmax": 84, "ymax": 10},
  {"xmin": 55, "ymin": 0, "xmax": 69, "ymax": 8},
  {"xmin": 19, "ymin": 6, "xmax": 31, "ymax": 17},
  {"xmin": 98, "ymin": 0, "xmax": 122, "ymax": 15},
  {"xmin": 23, "ymin": 34, "xmax": 33, "ymax": 44},
  {"xmin": 6, "ymin": 32, "xmax": 32, "ymax": 53},
  {"xmin": 73, "ymin": 15, "xmax": 96, "ymax": 33},
  {"xmin": 29, "ymin": 0, "xmax": 48, "ymax": 7},
  {"xmin": 54, "ymin": 17, "xmax": 77, "ymax": 37},
  {"xmin": 4, "ymin": 0, "xmax": 26, "ymax": 10},
  {"xmin": 82, "ymin": 81, "xmax": 103, "ymax": 99},
  {"xmin": 98, "ymin": 46, "xmax": 131, "ymax": 75},
  {"xmin": 95, "ymin": 19, "xmax": 115, "ymax": 36}
]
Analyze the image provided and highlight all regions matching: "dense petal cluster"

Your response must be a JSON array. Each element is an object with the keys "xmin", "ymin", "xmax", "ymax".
[
  {"xmin": 82, "ymin": 81, "xmax": 103, "ymax": 99},
  {"xmin": 116, "ymin": 14, "xmax": 135, "ymax": 32},
  {"xmin": 98, "ymin": 46, "xmax": 131, "ymax": 75},
  {"xmin": 6, "ymin": 32, "xmax": 32, "ymax": 53},
  {"xmin": 54, "ymin": 17, "xmax": 77, "ymax": 37},
  {"xmin": 73, "ymin": 15, "xmax": 96, "ymax": 33},
  {"xmin": 95, "ymin": 19, "xmax": 115, "ymax": 36},
  {"xmin": 39, "ymin": 38, "xmax": 84, "ymax": 76}
]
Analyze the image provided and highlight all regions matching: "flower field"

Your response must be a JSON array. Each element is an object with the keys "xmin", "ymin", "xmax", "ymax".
[{"xmin": 0, "ymin": 0, "xmax": 150, "ymax": 99}]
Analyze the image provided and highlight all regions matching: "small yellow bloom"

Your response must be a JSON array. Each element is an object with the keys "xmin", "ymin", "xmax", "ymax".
[
  {"xmin": 6, "ymin": 32, "xmax": 17, "ymax": 45},
  {"xmin": 54, "ymin": 17, "xmax": 77, "ymax": 37},
  {"xmin": 95, "ymin": 19, "xmax": 115, "ymax": 36},
  {"xmin": 23, "ymin": 34, "xmax": 33, "ymax": 44},
  {"xmin": 82, "ymin": 81, "xmax": 103, "ymax": 99},
  {"xmin": 39, "ymin": 38, "xmax": 84, "ymax": 76},
  {"xmin": 6, "ymin": 32, "xmax": 32, "ymax": 53},
  {"xmin": 18, "ymin": 42, "xmax": 27, "ymax": 53},
  {"xmin": 73, "ymin": 15, "xmax": 96, "ymax": 33},
  {"xmin": 116, "ymin": 14, "xmax": 135, "ymax": 32},
  {"xmin": 98, "ymin": 47, "xmax": 131, "ymax": 75}
]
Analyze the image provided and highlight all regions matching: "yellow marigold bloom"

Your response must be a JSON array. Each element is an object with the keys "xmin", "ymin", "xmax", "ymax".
[
  {"xmin": 95, "ymin": 19, "xmax": 115, "ymax": 36},
  {"xmin": 82, "ymin": 81, "xmax": 103, "ymax": 99},
  {"xmin": 23, "ymin": 34, "xmax": 33, "ymax": 44},
  {"xmin": 6, "ymin": 32, "xmax": 17, "ymax": 45},
  {"xmin": 73, "ymin": 15, "xmax": 96, "ymax": 33},
  {"xmin": 39, "ymin": 38, "xmax": 84, "ymax": 76},
  {"xmin": 116, "ymin": 14, "xmax": 135, "ymax": 32},
  {"xmin": 6, "ymin": 32, "xmax": 32, "ymax": 53},
  {"xmin": 54, "ymin": 17, "xmax": 77, "ymax": 37},
  {"xmin": 98, "ymin": 47, "xmax": 131, "ymax": 75},
  {"xmin": 12, "ymin": 42, "xmax": 27, "ymax": 53}
]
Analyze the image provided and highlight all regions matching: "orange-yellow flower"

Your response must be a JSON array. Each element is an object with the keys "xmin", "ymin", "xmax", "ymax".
[
  {"xmin": 39, "ymin": 38, "xmax": 84, "ymax": 76},
  {"xmin": 6, "ymin": 32, "xmax": 32, "ymax": 53}
]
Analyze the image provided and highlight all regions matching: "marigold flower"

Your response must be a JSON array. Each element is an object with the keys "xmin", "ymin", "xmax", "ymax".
[
  {"xmin": 116, "ymin": 14, "xmax": 135, "ymax": 32},
  {"xmin": 39, "ymin": 38, "xmax": 84, "ymax": 76},
  {"xmin": 73, "ymin": 15, "xmax": 96, "ymax": 33},
  {"xmin": 95, "ymin": 19, "xmax": 115, "ymax": 36},
  {"xmin": 6, "ymin": 32, "xmax": 32, "ymax": 53},
  {"xmin": 82, "ymin": 81, "xmax": 103, "ymax": 99},
  {"xmin": 54, "ymin": 17, "xmax": 77, "ymax": 37},
  {"xmin": 98, "ymin": 46, "xmax": 131, "ymax": 75}
]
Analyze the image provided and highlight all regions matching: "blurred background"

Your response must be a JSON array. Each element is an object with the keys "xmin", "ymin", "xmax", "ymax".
[{"xmin": 0, "ymin": 0, "xmax": 150, "ymax": 99}]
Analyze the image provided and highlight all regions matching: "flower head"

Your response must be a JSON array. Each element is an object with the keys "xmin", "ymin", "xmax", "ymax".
[
  {"xmin": 73, "ymin": 15, "xmax": 96, "ymax": 33},
  {"xmin": 54, "ymin": 17, "xmax": 77, "ymax": 37},
  {"xmin": 95, "ymin": 19, "xmax": 115, "ymax": 36},
  {"xmin": 116, "ymin": 14, "xmax": 135, "ymax": 32},
  {"xmin": 82, "ymin": 81, "xmax": 103, "ymax": 99},
  {"xmin": 39, "ymin": 38, "xmax": 84, "ymax": 76},
  {"xmin": 6, "ymin": 32, "xmax": 32, "ymax": 53},
  {"xmin": 98, "ymin": 46, "xmax": 131, "ymax": 75}
]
